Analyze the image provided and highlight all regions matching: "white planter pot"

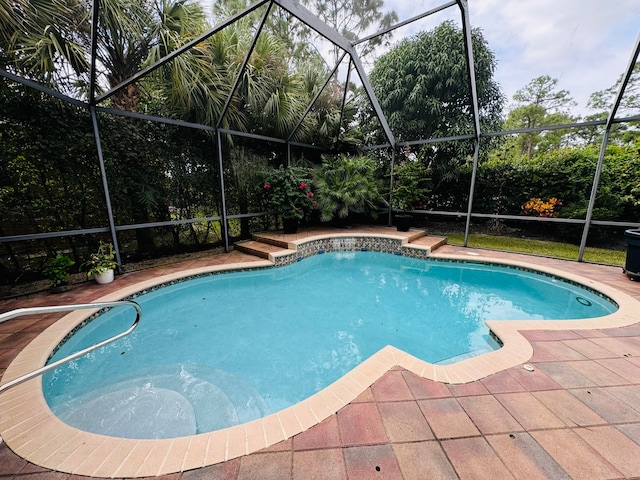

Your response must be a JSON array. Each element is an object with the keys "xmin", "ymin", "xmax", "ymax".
[{"xmin": 95, "ymin": 269, "xmax": 115, "ymax": 284}]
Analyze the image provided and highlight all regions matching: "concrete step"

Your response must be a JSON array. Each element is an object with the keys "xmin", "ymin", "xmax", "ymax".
[
  {"xmin": 406, "ymin": 236, "xmax": 448, "ymax": 253},
  {"xmin": 404, "ymin": 228, "xmax": 427, "ymax": 242},
  {"xmin": 234, "ymin": 240, "xmax": 291, "ymax": 260},
  {"xmin": 250, "ymin": 233, "xmax": 291, "ymax": 249}
]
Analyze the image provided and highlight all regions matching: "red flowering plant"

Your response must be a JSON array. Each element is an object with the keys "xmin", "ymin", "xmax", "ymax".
[{"xmin": 262, "ymin": 166, "xmax": 316, "ymax": 221}]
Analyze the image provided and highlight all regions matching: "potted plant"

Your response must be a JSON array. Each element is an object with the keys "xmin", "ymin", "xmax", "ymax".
[
  {"xmin": 262, "ymin": 165, "xmax": 316, "ymax": 234},
  {"xmin": 313, "ymin": 154, "xmax": 383, "ymax": 225},
  {"xmin": 82, "ymin": 241, "xmax": 118, "ymax": 284},
  {"xmin": 44, "ymin": 254, "xmax": 76, "ymax": 293},
  {"xmin": 391, "ymin": 150, "xmax": 432, "ymax": 231}
]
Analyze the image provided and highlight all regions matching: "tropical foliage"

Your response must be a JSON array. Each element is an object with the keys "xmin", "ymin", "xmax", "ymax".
[
  {"xmin": 43, "ymin": 254, "xmax": 75, "ymax": 287},
  {"xmin": 82, "ymin": 241, "xmax": 118, "ymax": 277},
  {"xmin": 473, "ymin": 144, "xmax": 640, "ymax": 224},
  {"xmin": 366, "ymin": 20, "xmax": 505, "ymax": 200},
  {"xmin": 313, "ymin": 154, "xmax": 383, "ymax": 222}
]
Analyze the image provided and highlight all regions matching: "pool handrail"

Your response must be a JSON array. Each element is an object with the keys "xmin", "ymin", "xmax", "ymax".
[{"xmin": 0, "ymin": 300, "xmax": 141, "ymax": 394}]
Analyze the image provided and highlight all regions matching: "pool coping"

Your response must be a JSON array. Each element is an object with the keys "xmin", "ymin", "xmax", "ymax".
[{"xmin": 1, "ymin": 232, "xmax": 640, "ymax": 477}]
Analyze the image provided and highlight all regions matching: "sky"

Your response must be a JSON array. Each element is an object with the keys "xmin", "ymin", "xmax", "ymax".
[{"xmin": 380, "ymin": 0, "xmax": 639, "ymax": 116}]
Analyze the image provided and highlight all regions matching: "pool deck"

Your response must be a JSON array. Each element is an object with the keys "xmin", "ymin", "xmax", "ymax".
[{"xmin": 2, "ymin": 226, "xmax": 640, "ymax": 479}]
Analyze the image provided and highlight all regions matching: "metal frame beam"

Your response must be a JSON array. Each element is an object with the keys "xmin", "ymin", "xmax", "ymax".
[
  {"xmin": 578, "ymin": 32, "xmax": 640, "ymax": 260},
  {"xmin": 217, "ymin": 2, "xmax": 274, "ymax": 128},
  {"xmin": 0, "ymin": 69, "xmax": 86, "ymax": 107},
  {"xmin": 351, "ymin": 53, "xmax": 395, "ymax": 146},
  {"xmin": 288, "ymin": 52, "xmax": 348, "ymax": 142},
  {"xmin": 275, "ymin": 0, "xmax": 353, "ymax": 53},
  {"xmin": 388, "ymin": 147, "xmax": 397, "ymax": 227},
  {"xmin": 88, "ymin": 0, "xmax": 100, "ymax": 105},
  {"xmin": 96, "ymin": 106, "xmax": 216, "ymax": 131},
  {"xmin": 89, "ymin": 106, "xmax": 122, "ymax": 269},
  {"xmin": 402, "ymin": 134, "xmax": 476, "ymax": 146},
  {"xmin": 457, "ymin": 0, "xmax": 482, "ymax": 247},
  {"xmin": 216, "ymin": 131, "xmax": 230, "ymax": 252},
  {"xmin": 354, "ymin": 0, "xmax": 457, "ymax": 46}
]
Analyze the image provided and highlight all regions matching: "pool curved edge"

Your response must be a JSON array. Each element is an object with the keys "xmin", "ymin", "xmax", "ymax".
[{"xmin": 1, "ymin": 247, "xmax": 640, "ymax": 477}]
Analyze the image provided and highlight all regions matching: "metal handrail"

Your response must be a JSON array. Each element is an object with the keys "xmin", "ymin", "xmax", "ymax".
[{"xmin": 0, "ymin": 301, "xmax": 142, "ymax": 394}]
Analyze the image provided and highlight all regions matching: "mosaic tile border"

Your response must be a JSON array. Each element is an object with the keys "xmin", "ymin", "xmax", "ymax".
[{"xmin": 274, "ymin": 236, "xmax": 404, "ymax": 266}]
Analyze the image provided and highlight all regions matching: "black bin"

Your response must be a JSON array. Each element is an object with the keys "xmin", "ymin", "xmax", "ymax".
[{"xmin": 624, "ymin": 229, "xmax": 640, "ymax": 280}]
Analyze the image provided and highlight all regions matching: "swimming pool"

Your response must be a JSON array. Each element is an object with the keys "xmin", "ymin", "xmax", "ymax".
[
  {"xmin": 43, "ymin": 251, "xmax": 616, "ymax": 439},
  {"xmin": 3, "ymin": 230, "xmax": 640, "ymax": 477}
]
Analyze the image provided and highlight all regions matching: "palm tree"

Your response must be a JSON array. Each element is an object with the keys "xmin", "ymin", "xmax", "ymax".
[
  {"xmin": 93, "ymin": 0, "xmax": 208, "ymax": 112},
  {"xmin": 1, "ymin": 0, "xmax": 209, "ymax": 110},
  {"xmin": 242, "ymin": 32, "xmax": 309, "ymax": 139},
  {"xmin": 151, "ymin": 13, "xmax": 325, "ymax": 141},
  {"xmin": 0, "ymin": 0, "xmax": 89, "ymax": 89},
  {"xmin": 313, "ymin": 154, "xmax": 383, "ymax": 222},
  {"xmin": 149, "ymin": 18, "xmax": 247, "ymax": 130}
]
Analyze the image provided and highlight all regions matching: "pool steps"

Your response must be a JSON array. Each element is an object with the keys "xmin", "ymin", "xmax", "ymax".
[
  {"xmin": 234, "ymin": 226, "xmax": 447, "ymax": 263},
  {"xmin": 232, "ymin": 239, "xmax": 287, "ymax": 259}
]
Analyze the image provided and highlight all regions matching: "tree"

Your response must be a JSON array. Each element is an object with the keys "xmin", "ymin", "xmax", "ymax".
[
  {"xmin": 149, "ymin": 17, "xmax": 331, "ymax": 142},
  {"xmin": 0, "ymin": 0, "xmax": 89, "ymax": 88},
  {"xmin": 504, "ymin": 75, "xmax": 576, "ymax": 157},
  {"xmin": 588, "ymin": 61, "xmax": 640, "ymax": 114},
  {"xmin": 94, "ymin": 0, "xmax": 208, "ymax": 112},
  {"xmin": 367, "ymin": 21, "xmax": 504, "ymax": 208},
  {"xmin": 369, "ymin": 21, "xmax": 504, "ymax": 143},
  {"xmin": 302, "ymin": 0, "xmax": 398, "ymax": 65},
  {"xmin": 512, "ymin": 75, "xmax": 575, "ymax": 112},
  {"xmin": 1, "ymin": 0, "xmax": 209, "ymax": 109},
  {"xmin": 585, "ymin": 61, "xmax": 640, "ymax": 145},
  {"xmin": 210, "ymin": 0, "xmax": 317, "ymax": 67}
]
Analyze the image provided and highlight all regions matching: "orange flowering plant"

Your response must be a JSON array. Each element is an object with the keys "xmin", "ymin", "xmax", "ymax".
[{"xmin": 521, "ymin": 197, "xmax": 562, "ymax": 217}]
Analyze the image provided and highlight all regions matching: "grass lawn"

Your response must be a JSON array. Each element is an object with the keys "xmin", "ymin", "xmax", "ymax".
[{"xmin": 443, "ymin": 233, "xmax": 626, "ymax": 267}]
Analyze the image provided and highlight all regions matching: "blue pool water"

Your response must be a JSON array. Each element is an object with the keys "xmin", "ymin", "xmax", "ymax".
[{"xmin": 43, "ymin": 252, "xmax": 616, "ymax": 439}]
